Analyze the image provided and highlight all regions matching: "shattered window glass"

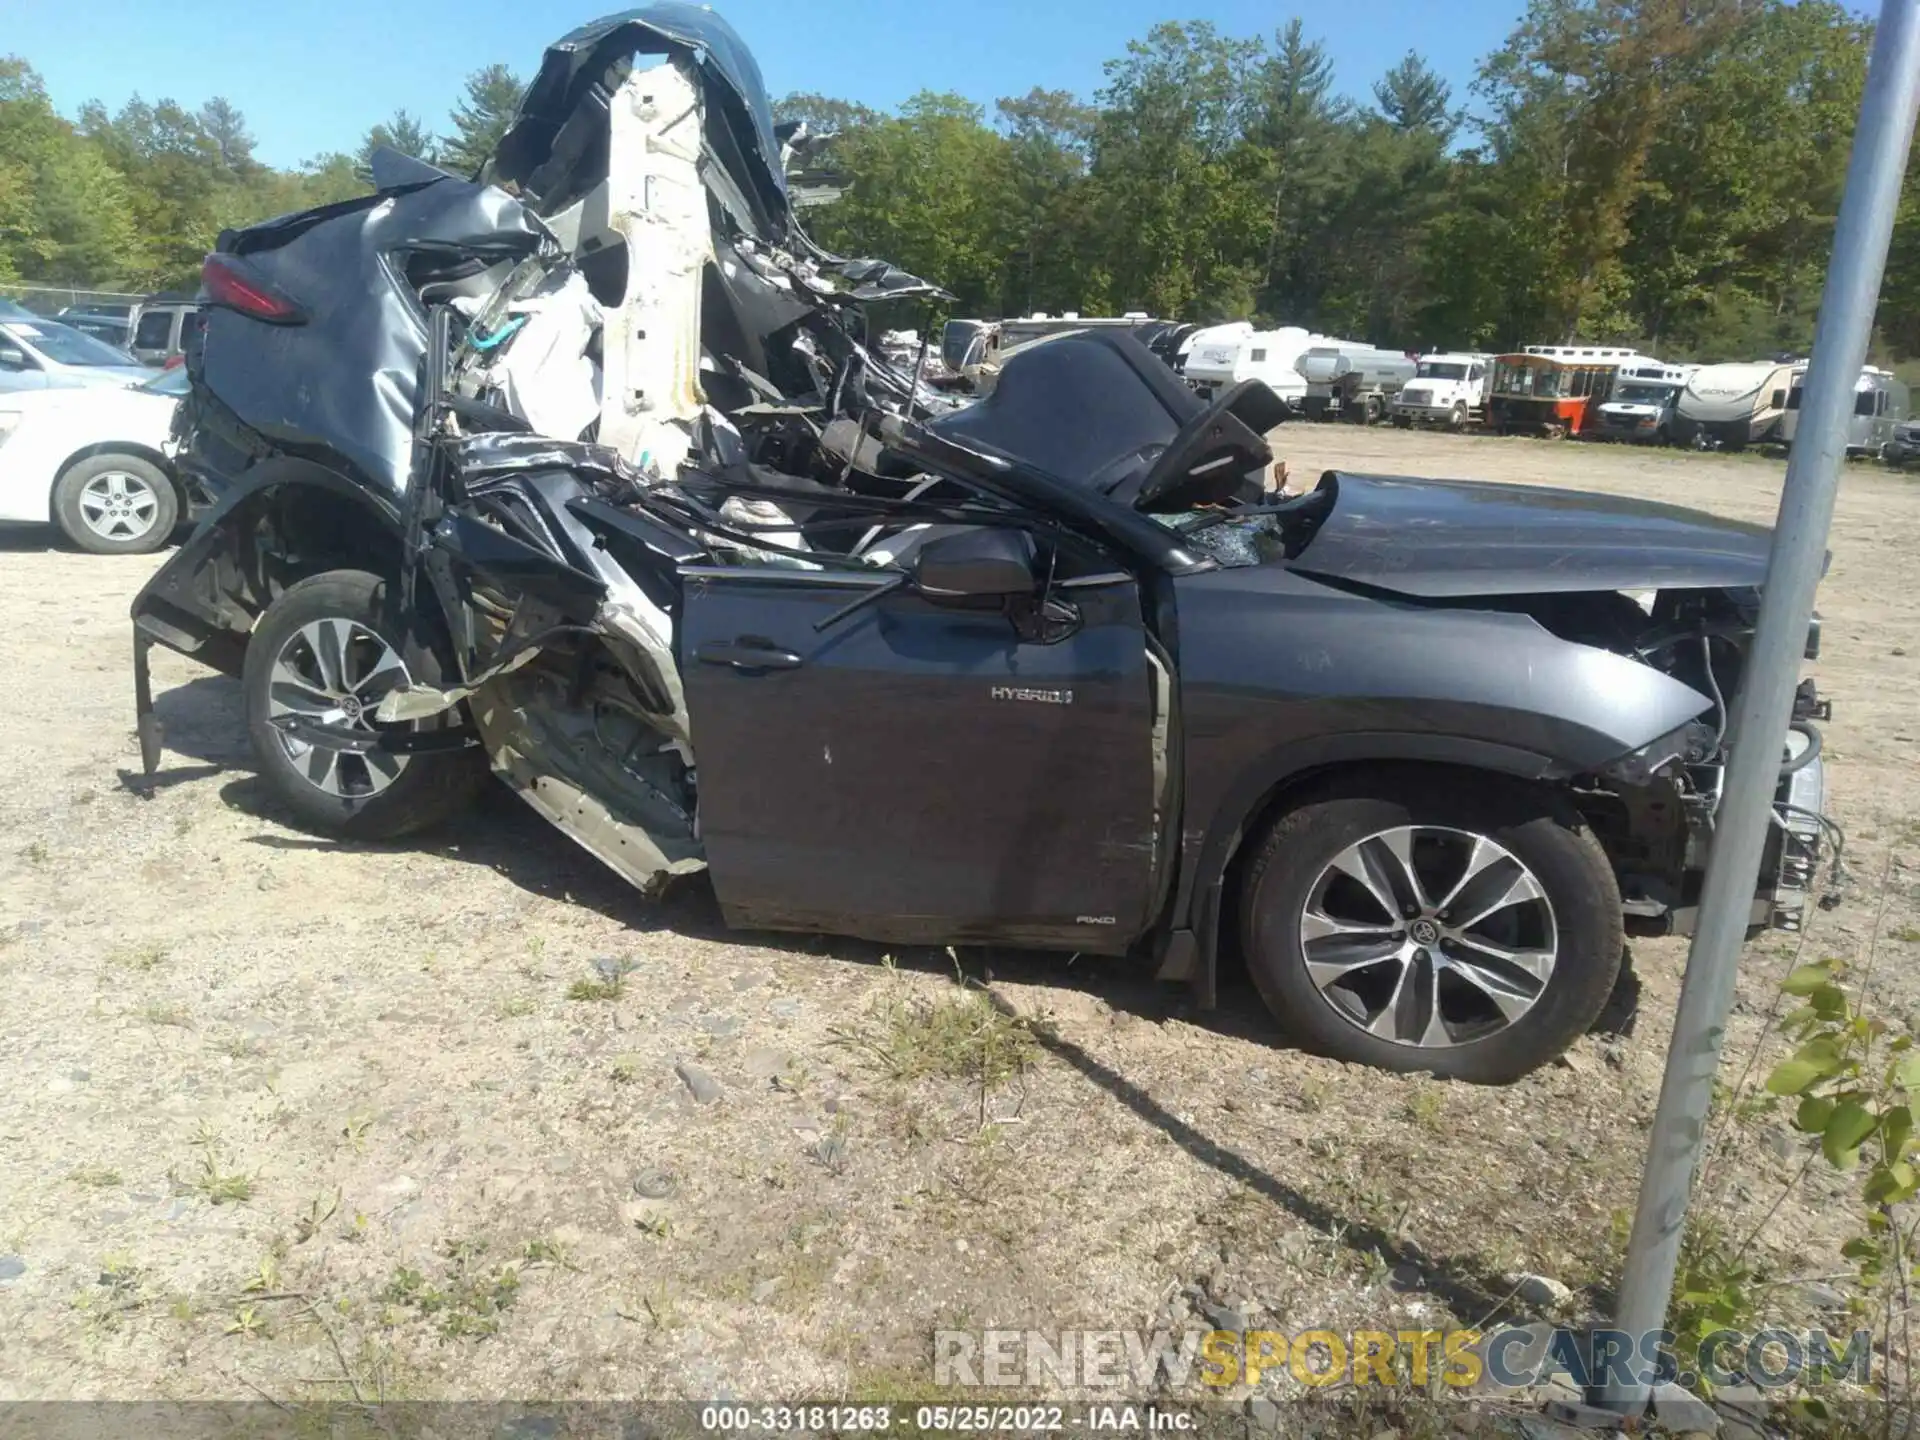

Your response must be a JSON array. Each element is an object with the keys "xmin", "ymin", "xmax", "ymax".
[{"xmin": 1159, "ymin": 511, "xmax": 1288, "ymax": 568}]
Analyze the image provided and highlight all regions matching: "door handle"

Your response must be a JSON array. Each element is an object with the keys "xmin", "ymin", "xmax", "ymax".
[{"xmin": 695, "ymin": 638, "xmax": 803, "ymax": 672}]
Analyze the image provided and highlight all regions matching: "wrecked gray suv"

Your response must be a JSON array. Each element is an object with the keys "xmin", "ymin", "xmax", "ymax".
[{"xmin": 130, "ymin": 5, "xmax": 1836, "ymax": 1083}]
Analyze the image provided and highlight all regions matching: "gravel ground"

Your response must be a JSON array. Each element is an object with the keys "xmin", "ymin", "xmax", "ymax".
[{"xmin": 0, "ymin": 427, "xmax": 1916, "ymax": 1424}]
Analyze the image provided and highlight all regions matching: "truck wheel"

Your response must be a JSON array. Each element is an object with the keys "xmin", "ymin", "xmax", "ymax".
[
  {"xmin": 53, "ymin": 454, "xmax": 180, "ymax": 555},
  {"xmin": 1449, "ymin": 403, "xmax": 1468, "ymax": 430},
  {"xmin": 242, "ymin": 569, "xmax": 485, "ymax": 839},
  {"xmin": 1391, "ymin": 415, "xmax": 1412, "ymax": 430},
  {"xmin": 1238, "ymin": 771, "xmax": 1623, "ymax": 1083}
]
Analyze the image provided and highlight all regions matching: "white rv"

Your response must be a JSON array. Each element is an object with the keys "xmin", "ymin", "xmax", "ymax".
[
  {"xmin": 1591, "ymin": 360, "xmax": 1696, "ymax": 443},
  {"xmin": 1175, "ymin": 321, "xmax": 1252, "ymax": 378},
  {"xmin": 1777, "ymin": 365, "xmax": 1912, "ymax": 455},
  {"xmin": 1295, "ymin": 344, "xmax": 1417, "ymax": 422},
  {"xmin": 1184, "ymin": 326, "xmax": 1318, "ymax": 409},
  {"xmin": 1391, "ymin": 353, "xmax": 1492, "ymax": 429},
  {"xmin": 1673, "ymin": 360, "xmax": 1803, "ymax": 449}
]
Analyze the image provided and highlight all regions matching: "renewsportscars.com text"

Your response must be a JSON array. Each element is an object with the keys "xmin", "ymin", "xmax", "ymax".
[{"xmin": 933, "ymin": 1326, "xmax": 1873, "ymax": 1393}]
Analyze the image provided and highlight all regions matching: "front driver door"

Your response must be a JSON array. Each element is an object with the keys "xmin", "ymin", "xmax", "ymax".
[{"xmin": 680, "ymin": 552, "xmax": 1161, "ymax": 952}]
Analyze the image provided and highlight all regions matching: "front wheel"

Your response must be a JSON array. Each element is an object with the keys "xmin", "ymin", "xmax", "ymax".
[
  {"xmin": 1238, "ymin": 771, "xmax": 1623, "ymax": 1083},
  {"xmin": 242, "ymin": 569, "xmax": 485, "ymax": 839}
]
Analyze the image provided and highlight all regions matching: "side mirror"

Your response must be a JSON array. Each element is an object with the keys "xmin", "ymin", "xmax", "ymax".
[
  {"xmin": 0, "ymin": 345, "xmax": 29, "ymax": 370},
  {"xmin": 912, "ymin": 527, "xmax": 1037, "ymax": 599}
]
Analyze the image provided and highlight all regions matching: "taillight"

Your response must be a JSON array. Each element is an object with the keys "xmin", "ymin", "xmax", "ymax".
[
  {"xmin": 163, "ymin": 353, "xmax": 185, "ymax": 370},
  {"xmin": 200, "ymin": 253, "xmax": 306, "ymax": 324}
]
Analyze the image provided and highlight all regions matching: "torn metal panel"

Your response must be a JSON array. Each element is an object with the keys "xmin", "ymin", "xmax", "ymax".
[
  {"xmin": 453, "ymin": 431, "xmax": 642, "ymax": 486},
  {"xmin": 597, "ymin": 61, "xmax": 710, "ymax": 475},
  {"xmin": 374, "ymin": 645, "xmax": 542, "ymax": 724},
  {"xmin": 470, "ymin": 666, "xmax": 704, "ymax": 894},
  {"xmin": 597, "ymin": 599, "xmax": 691, "ymax": 749},
  {"xmin": 202, "ymin": 179, "xmax": 554, "ymax": 497},
  {"xmin": 493, "ymin": 4, "xmax": 789, "ymax": 238}
]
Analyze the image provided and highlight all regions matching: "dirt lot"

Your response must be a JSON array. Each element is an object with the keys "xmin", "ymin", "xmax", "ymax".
[{"xmin": 1, "ymin": 427, "xmax": 1917, "ymax": 1423}]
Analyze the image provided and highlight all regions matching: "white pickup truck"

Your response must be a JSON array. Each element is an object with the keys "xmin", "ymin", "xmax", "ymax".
[{"xmin": 1390, "ymin": 353, "xmax": 1491, "ymax": 429}]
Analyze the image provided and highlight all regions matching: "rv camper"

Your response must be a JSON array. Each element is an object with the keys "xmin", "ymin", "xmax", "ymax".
[
  {"xmin": 1591, "ymin": 360, "xmax": 1696, "ymax": 443},
  {"xmin": 1295, "ymin": 344, "xmax": 1417, "ymax": 423},
  {"xmin": 1486, "ymin": 345, "xmax": 1653, "ymax": 438},
  {"xmin": 1183, "ymin": 326, "xmax": 1318, "ymax": 409},
  {"xmin": 1672, "ymin": 361, "xmax": 1803, "ymax": 449},
  {"xmin": 1777, "ymin": 366, "xmax": 1910, "ymax": 456},
  {"xmin": 1390, "ymin": 353, "xmax": 1492, "ymax": 429},
  {"xmin": 1175, "ymin": 321, "xmax": 1254, "ymax": 383}
]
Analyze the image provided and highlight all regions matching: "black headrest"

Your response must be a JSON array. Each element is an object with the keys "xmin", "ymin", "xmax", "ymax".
[{"xmin": 927, "ymin": 329, "xmax": 1204, "ymax": 493}]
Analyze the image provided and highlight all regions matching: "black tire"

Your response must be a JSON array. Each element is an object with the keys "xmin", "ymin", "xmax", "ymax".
[
  {"xmin": 1391, "ymin": 415, "xmax": 1413, "ymax": 430},
  {"xmin": 1238, "ymin": 770, "xmax": 1623, "ymax": 1083},
  {"xmin": 52, "ymin": 453, "xmax": 179, "ymax": 555},
  {"xmin": 1450, "ymin": 403, "xmax": 1468, "ymax": 430},
  {"xmin": 242, "ymin": 569, "xmax": 485, "ymax": 839}
]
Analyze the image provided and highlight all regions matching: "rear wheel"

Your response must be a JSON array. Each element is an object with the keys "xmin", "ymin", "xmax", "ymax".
[
  {"xmin": 1238, "ymin": 771, "xmax": 1623, "ymax": 1083},
  {"xmin": 242, "ymin": 569, "xmax": 485, "ymax": 839},
  {"xmin": 53, "ymin": 454, "xmax": 178, "ymax": 555}
]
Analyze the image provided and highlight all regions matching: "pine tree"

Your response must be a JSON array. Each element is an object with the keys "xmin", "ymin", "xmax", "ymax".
[
  {"xmin": 1372, "ymin": 53, "xmax": 1454, "ymax": 136},
  {"xmin": 441, "ymin": 65, "xmax": 524, "ymax": 178},
  {"xmin": 357, "ymin": 110, "xmax": 439, "ymax": 185}
]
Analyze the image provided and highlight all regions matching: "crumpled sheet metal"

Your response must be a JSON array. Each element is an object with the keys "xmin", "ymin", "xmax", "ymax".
[
  {"xmin": 469, "ymin": 668, "xmax": 705, "ymax": 896},
  {"xmin": 204, "ymin": 178, "xmax": 552, "ymax": 498},
  {"xmin": 453, "ymin": 432, "xmax": 646, "ymax": 488}
]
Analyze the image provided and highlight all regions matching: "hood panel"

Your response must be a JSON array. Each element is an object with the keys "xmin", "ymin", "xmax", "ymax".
[{"xmin": 1287, "ymin": 471, "xmax": 1775, "ymax": 597}]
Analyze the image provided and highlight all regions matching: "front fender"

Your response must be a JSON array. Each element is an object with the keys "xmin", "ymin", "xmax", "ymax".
[{"xmin": 1154, "ymin": 563, "xmax": 1714, "ymax": 998}]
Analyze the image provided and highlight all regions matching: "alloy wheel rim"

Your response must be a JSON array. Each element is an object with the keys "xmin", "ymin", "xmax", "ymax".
[
  {"xmin": 78, "ymin": 470, "xmax": 160, "ymax": 541},
  {"xmin": 1297, "ymin": 825, "xmax": 1559, "ymax": 1049},
  {"xmin": 267, "ymin": 618, "xmax": 413, "ymax": 799}
]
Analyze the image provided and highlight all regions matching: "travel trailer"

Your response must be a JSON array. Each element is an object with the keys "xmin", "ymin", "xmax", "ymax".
[
  {"xmin": 1295, "ymin": 344, "xmax": 1417, "ymax": 422},
  {"xmin": 1183, "ymin": 326, "xmax": 1319, "ymax": 408},
  {"xmin": 1777, "ymin": 366, "xmax": 1911, "ymax": 456},
  {"xmin": 1175, "ymin": 321, "xmax": 1253, "ymax": 380},
  {"xmin": 1672, "ymin": 360, "xmax": 1804, "ymax": 449},
  {"xmin": 1486, "ymin": 345, "xmax": 1655, "ymax": 437},
  {"xmin": 1591, "ymin": 360, "xmax": 1696, "ymax": 443},
  {"xmin": 1390, "ymin": 353, "xmax": 1492, "ymax": 429}
]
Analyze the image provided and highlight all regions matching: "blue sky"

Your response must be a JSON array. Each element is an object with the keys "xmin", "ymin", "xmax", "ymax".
[{"xmin": 8, "ymin": 0, "xmax": 1525, "ymax": 169}]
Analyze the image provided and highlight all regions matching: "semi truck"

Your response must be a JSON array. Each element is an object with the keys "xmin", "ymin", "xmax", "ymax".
[{"xmin": 1390, "ymin": 352, "xmax": 1492, "ymax": 429}]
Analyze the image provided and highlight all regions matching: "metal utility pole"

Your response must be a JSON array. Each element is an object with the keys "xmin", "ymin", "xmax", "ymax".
[{"xmin": 1591, "ymin": 0, "xmax": 1920, "ymax": 1416}]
